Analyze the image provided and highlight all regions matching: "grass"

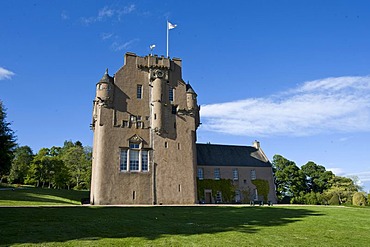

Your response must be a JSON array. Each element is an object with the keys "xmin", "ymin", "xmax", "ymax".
[
  {"xmin": 0, "ymin": 184, "xmax": 89, "ymax": 205},
  {"xmin": 1, "ymin": 187, "xmax": 370, "ymax": 246}
]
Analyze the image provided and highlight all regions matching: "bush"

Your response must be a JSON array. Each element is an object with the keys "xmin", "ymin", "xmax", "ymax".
[
  {"xmin": 328, "ymin": 194, "xmax": 340, "ymax": 205},
  {"xmin": 352, "ymin": 192, "xmax": 366, "ymax": 206}
]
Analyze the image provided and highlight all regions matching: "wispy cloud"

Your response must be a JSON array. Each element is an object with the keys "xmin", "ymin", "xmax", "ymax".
[
  {"xmin": 0, "ymin": 67, "xmax": 15, "ymax": 80},
  {"xmin": 101, "ymin": 32, "xmax": 114, "ymax": 40},
  {"xmin": 81, "ymin": 4, "xmax": 135, "ymax": 25},
  {"xmin": 111, "ymin": 39, "xmax": 139, "ymax": 51},
  {"xmin": 201, "ymin": 76, "xmax": 370, "ymax": 137},
  {"xmin": 61, "ymin": 11, "xmax": 69, "ymax": 20}
]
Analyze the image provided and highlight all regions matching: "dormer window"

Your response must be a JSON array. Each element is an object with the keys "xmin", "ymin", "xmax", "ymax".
[{"xmin": 120, "ymin": 136, "xmax": 149, "ymax": 172}]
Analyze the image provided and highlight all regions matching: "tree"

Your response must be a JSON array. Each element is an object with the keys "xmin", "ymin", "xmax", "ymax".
[
  {"xmin": 352, "ymin": 192, "xmax": 366, "ymax": 206},
  {"xmin": 301, "ymin": 161, "xmax": 334, "ymax": 193},
  {"xmin": 61, "ymin": 142, "xmax": 91, "ymax": 190},
  {"xmin": 324, "ymin": 176, "xmax": 358, "ymax": 205},
  {"xmin": 0, "ymin": 101, "xmax": 17, "ymax": 182},
  {"xmin": 9, "ymin": 146, "xmax": 34, "ymax": 184},
  {"xmin": 272, "ymin": 154, "xmax": 305, "ymax": 201}
]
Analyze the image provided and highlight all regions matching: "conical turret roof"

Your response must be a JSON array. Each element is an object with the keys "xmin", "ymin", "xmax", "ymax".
[{"xmin": 99, "ymin": 68, "xmax": 114, "ymax": 83}]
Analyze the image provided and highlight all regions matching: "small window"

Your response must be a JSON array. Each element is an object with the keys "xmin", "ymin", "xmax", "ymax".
[
  {"xmin": 137, "ymin": 122, "xmax": 143, "ymax": 128},
  {"xmin": 129, "ymin": 143, "xmax": 140, "ymax": 149},
  {"xmin": 130, "ymin": 115, "xmax": 136, "ymax": 122},
  {"xmin": 137, "ymin": 85, "xmax": 142, "ymax": 99},
  {"xmin": 164, "ymin": 142, "xmax": 168, "ymax": 148},
  {"xmin": 169, "ymin": 87, "xmax": 174, "ymax": 102},
  {"xmin": 177, "ymin": 143, "xmax": 180, "ymax": 150},
  {"xmin": 232, "ymin": 168, "xmax": 238, "ymax": 181},
  {"xmin": 122, "ymin": 120, "xmax": 129, "ymax": 128},
  {"xmin": 251, "ymin": 170, "xmax": 256, "ymax": 180},
  {"xmin": 216, "ymin": 191, "xmax": 222, "ymax": 203},
  {"xmin": 198, "ymin": 168, "xmax": 204, "ymax": 180},
  {"xmin": 214, "ymin": 168, "xmax": 220, "ymax": 180},
  {"xmin": 171, "ymin": 105, "xmax": 177, "ymax": 114}
]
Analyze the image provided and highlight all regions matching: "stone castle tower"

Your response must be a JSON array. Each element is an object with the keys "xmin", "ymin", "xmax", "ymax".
[{"xmin": 90, "ymin": 52, "xmax": 200, "ymax": 205}]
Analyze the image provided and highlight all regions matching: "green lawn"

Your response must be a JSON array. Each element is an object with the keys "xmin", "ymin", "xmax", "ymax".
[
  {"xmin": 1, "ymin": 188, "xmax": 370, "ymax": 246},
  {"xmin": 0, "ymin": 186, "xmax": 89, "ymax": 205}
]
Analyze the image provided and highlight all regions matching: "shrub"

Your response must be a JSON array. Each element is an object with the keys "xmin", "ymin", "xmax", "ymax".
[
  {"xmin": 352, "ymin": 192, "xmax": 366, "ymax": 206},
  {"xmin": 328, "ymin": 194, "xmax": 340, "ymax": 205}
]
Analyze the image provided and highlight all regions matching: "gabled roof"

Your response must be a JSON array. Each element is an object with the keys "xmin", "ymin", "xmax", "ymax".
[{"xmin": 196, "ymin": 143, "xmax": 271, "ymax": 167}]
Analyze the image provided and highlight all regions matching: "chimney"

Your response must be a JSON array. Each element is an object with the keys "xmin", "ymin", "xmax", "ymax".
[{"xmin": 253, "ymin": 140, "xmax": 260, "ymax": 149}]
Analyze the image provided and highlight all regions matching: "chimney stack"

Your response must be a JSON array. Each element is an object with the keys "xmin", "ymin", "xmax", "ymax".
[{"xmin": 253, "ymin": 140, "xmax": 260, "ymax": 149}]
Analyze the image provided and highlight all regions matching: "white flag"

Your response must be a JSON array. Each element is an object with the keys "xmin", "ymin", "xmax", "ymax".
[{"xmin": 168, "ymin": 21, "xmax": 177, "ymax": 30}]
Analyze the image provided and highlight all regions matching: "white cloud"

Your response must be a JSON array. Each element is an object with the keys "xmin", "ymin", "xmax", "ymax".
[
  {"xmin": 111, "ymin": 39, "xmax": 139, "ymax": 51},
  {"xmin": 0, "ymin": 67, "xmax": 15, "ymax": 80},
  {"xmin": 81, "ymin": 4, "xmax": 135, "ymax": 25},
  {"xmin": 327, "ymin": 167, "xmax": 345, "ymax": 176},
  {"xmin": 201, "ymin": 76, "xmax": 370, "ymax": 137}
]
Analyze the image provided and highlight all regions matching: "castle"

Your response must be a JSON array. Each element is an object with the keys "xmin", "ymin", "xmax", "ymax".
[{"xmin": 90, "ymin": 52, "xmax": 277, "ymax": 205}]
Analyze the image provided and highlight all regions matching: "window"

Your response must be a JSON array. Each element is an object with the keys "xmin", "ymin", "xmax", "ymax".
[
  {"xmin": 130, "ymin": 143, "xmax": 140, "ymax": 149},
  {"xmin": 165, "ymin": 142, "xmax": 168, "ymax": 148},
  {"xmin": 120, "ymin": 142, "xmax": 149, "ymax": 172},
  {"xmin": 232, "ymin": 168, "xmax": 239, "ymax": 181},
  {"xmin": 171, "ymin": 105, "xmax": 177, "ymax": 114},
  {"xmin": 122, "ymin": 120, "xmax": 129, "ymax": 128},
  {"xmin": 214, "ymin": 168, "xmax": 220, "ymax": 180},
  {"xmin": 198, "ymin": 168, "xmax": 204, "ymax": 180},
  {"xmin": 216, "ymin": 191, "xmax": 222, "ymax": 203},
  {"xmin": 120, "ymin": 150, "xmax": 128, "ymax": 171},
  {"xmin": 169, "ymin": 87, "xmax": 174, "ymax": 102},
  {"xmin": 251, "ymin": 169, "xmax": 256, "ymax": 180},
  {"xmin": 137, "ymin": 85, "xmax": 142, "ymax": 99},
  {"xmin": 129, "ymin": 150, "xmax": 139, "ymax": 171},
  {"xmin": 141, "ymin": 151, "xmax": 148, "ymax": 171}
]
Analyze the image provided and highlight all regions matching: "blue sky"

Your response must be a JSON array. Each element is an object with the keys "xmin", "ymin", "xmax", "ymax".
[{"xmin": 1, "ymin": 0, "xmax": 370, "ymax": 192}]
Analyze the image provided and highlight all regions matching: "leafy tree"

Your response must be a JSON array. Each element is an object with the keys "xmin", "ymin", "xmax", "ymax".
[
  {"xmin": 352, "ymin": 192, "xmax": 366, "ymax": 206},
  {"xmin": 61, "ymin": 142, "xmax": 91, "ymax": 190},
  {"xmin": 0, "ymin": 101, "xmax": 17, "ymax": 182},
  {"xmin": 324, "ymin": 176, "xmax": 358, "ymax": 205},
  {"xmin": 9, "ymin": 146, "xmax": 34, "ymax": 184},
  {"xmin": 272, "ymin": 154, "xmax": 305, "ymax": 201},
  {"xmin": 301, "ymin": 161, "xmax": 334, "ymax": 193}
]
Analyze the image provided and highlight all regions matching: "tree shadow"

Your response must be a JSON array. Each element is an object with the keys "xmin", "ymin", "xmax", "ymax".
[
  {"xmin": 0, "ymin": 188, "xmax": 89, "ymax": 205},
  {"xmin": 0, "ymin": 206, "xmax": 324, "ymax": 245}
]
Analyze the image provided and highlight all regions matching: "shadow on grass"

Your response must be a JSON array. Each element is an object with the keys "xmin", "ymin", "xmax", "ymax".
[
  {"xmin": 0, "ymin": 188, "xmax": 89, "ymax": 205},
  {"xmin": 0, "ymin": 206, "xmax": 323, "ymax": 245}
]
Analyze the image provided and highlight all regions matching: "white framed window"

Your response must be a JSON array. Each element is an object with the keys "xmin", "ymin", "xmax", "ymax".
[
  {"xmin": 198, "ymin": 168, "xmax": 204, "ymax": 180},
  {"xmin": 214, "ymin": 168, "xmax": 220, "ymax": 180},
  {"xmin": 169, "ymin": 87, "xmax": 174, "ymax": 102},
  {"xmin": 141, "ymin": 151, "xmax": 148, "ymax": 171},
  {"xmin": 251, "ymin": 169, "xmax": 256, "ymax": 180},
  {"xmin": 120, "ymin": 142, "xmax": 149, "ymax": 172},
  {"xmin": 137, "ymin": 85, "xmax": 142, "ymax": 99},
  {"xmin": 129, "ymin": 150, "xmax": 139, "ymax": 171},
  {"xmin": 232, "ymin": 168, "xmax": 238, "ymax": 181}
]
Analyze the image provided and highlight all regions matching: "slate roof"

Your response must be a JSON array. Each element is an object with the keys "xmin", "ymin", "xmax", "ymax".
[{"xmin": 196, "ymin": 143, "xmax": 272, "ymax": 167}]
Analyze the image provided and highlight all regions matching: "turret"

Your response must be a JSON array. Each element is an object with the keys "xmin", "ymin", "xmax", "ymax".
[
  {"xmin": 186, "ymin": 83, "xmax": 200, "ymax": 128},
  {"xmin": 95, "ymin": 69, "xmax": 114, "ymax": 107},
  {"xmin": 151, "ymin": 69, "xmax": 166, "ymax": 135},
  {"xmin": 186, "ymin": 83, "xmax": 198, "ymax": 110}
]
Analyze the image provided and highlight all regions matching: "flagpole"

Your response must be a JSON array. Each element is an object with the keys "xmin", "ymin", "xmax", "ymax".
[{"xmin": 166, "ymin": 20, "xmax": 169, "ymax": 57}]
